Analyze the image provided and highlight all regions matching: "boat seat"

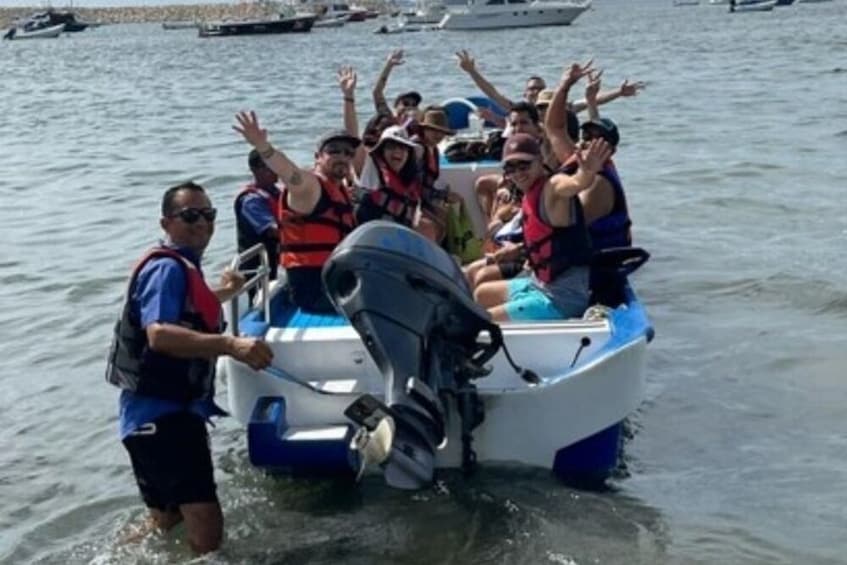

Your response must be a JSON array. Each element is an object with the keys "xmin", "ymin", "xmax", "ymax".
[{"xmin": 238, "ymin": 292, "xmax": 349, "ymax": 338}]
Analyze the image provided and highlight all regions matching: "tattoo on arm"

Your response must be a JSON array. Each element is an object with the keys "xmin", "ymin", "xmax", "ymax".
[{"xmin": 288, "ymin": 171, "xmax": 303, "ymax": 186}]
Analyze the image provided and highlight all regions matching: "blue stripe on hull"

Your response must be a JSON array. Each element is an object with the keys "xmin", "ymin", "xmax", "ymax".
[{"xmin": 552, "ymin": 421, "xmax": 623, "ymax": 483}]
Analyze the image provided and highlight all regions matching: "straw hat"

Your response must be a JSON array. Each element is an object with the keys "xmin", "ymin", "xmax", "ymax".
[
  {"xmin": 535, "ymin": 89, "xmax": 555, "ymax": 108},
  {"xmin": 418, "ymin": 107, "xmax": 455, "ymax": 135}
]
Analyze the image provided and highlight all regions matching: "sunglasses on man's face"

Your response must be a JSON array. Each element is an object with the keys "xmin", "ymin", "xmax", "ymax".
[
  {"xmin": 502, "ymin": 160, "xmax": 533, "ymax": 174},
  {"xmin": 323, "ymin": 145, "xmax": 356, "ymax": 157},
  {"xmin": 169, "ymin": 207, "xmax": 217, "ymax": 224},
  {"xmin": 399, "ymin": 99, "xmax": 418, "ymax": 108}
]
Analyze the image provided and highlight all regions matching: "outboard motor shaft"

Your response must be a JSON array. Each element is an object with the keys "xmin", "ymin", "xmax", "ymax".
[{"xmin": 323, "ymin": 221, "xmax": 501, "ymax": 489}]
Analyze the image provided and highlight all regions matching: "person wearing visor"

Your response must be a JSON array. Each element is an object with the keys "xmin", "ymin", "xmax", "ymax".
[
  {"xmin": 107, "ymin": 182, "xmax": 273, "ymax": 554},
  {"xmin": 234, "ymin": 112, "xmax": 358, "ymax": 312},
  {"xmin": 372, "ymin": 49, "xmax": 422, "ymax": 122},
  {"xmin": 474, "ymin": 134, "xmax": 612, "ymax": 322},
  {"xmin": 356, "ymin": 125, "xmax": 423, "ymax": 228}
]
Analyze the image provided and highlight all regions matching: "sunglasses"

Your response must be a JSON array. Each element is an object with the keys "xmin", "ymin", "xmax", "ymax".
[
  {"xmin": 169, "ymin": 207, "xmax": 217, "ymax": 224},
  {"xmin": 323, "ymin": 145, "xmax": 356, "ymax": 157},
  {"xmin": 398, "ymin": 99, "xmax": 418, "ymax": 108},
  {"xmin": 502, "ymin": 160, "xmax": 533, "ymax": 174}
]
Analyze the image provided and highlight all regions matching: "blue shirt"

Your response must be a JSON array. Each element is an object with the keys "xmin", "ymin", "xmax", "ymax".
[
  {"xmin": 118, "ymin": 243, "xmax": 225, "ymax": 440},
  {"xmin": 239, "ymin": 186, "xmax": 280, "ymax": 236}
]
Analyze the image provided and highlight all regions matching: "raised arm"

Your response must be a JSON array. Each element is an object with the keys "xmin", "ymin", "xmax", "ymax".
[
  {"xmin": 548, "ymin": 138, "xmax": 612, "ymax": 199},
  {"xmin": 584, "ymin": 70, "xmax": 602, "ymax": 121},
  {"xmin": 338, "ymin": 66, "xmax": 366, "ymax": 174},
  {"xmin": 372, "ymin": 49, "xmax": 404, "ymax": 116},
  {"xmin": 233, "ymin": 111, "xmax": 322, "ymax": 213},
  {"xmin": 572, "ymin": 78, "xmax": 646, "ymax": 113},
  {"xmin": 546, "ymin": 59, "xmax": 593, "ymax": 163},
  {"xmin": 455, "ymin": 49, "xmax": 513, "ymax": 112}
]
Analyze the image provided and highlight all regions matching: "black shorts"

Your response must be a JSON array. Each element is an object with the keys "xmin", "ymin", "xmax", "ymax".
[
  {"xmin": 122, "ymin": 411, "xmax": 218, "ymax": 512},
  {"xmin": 498, "ymin": 260, "xmax": 525, "ymax": 279}
]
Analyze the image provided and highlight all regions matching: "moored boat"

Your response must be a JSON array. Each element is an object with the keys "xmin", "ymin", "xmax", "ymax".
[
  {"xmin": 162, "ymin": 21, "xmax": 199, "ymax": 30},
  {"xmin": 198, "ymin": 13, "xmax": 316, "ymax": 37},
  {"xmin": 3, "ymin": 22, "xmax": 65, "ymax": 40},
  {"xmin": 438, "ymin": 0, "xmax": 591, "ymax": 31},
  {"xmin": 730, "ymin": 0, "xmax": 776, "ymax": 11}
]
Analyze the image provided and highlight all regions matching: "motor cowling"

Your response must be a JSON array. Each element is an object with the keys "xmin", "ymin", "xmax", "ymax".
[{"xmin": 323, "ymin": 221, "xmax": 498, "ymax": 489}]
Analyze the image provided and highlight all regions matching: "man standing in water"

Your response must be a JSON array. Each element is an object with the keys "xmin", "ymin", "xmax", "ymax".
[{"xmin": 106, "ymin": 182, "xmax": 273, "ymax": 554}]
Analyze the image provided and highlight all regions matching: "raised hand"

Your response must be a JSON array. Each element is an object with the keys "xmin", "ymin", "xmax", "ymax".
[
  {"xmin": 620, "ymin": 79, "xmax": 646, "ymax": 97},
  {"xmin": 562, "ymin": 58, "xmax": 594, "ymax": 87},
  {"xmin": 585, "ymin": 70, "xmax": 603, "ymax": 103},
  {"xmin": 233, "ymin": 111, "xmax": 269, "ymax": 149},
  {"xmin": 576, "ymin": 138, "xmax": 613, "ymax": 173},
  {"xmin": 386, "ymin": 49, "xmax": 405, "ymax": 69},
  {"xmin": 337, "ymin": 65, "xmax": 357, "ymax": 97},
  {"xmin": 228, "ymin": 337, "xmax": 273, "ymax": 370},
  {"xmin": 455, "ymin": 49, "xmax": 476, "ymax": 73}
]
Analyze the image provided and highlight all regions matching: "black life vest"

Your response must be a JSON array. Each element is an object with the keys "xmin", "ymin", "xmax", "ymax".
[
  {"xmin": 558, "ymin": 159, "xmax": 632, "ymax": 250},
  {"xmin": 105, "ymin": 247, "xmax": 223, "ymax": 402},
  {"xmin": 234, "ymin": 183, "xmax": 282, "ymax": 279}
]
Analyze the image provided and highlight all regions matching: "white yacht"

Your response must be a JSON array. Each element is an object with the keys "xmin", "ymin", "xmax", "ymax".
[{"xmin": 438, "ymin": 0, "xmax": 591, "ymax": 31}]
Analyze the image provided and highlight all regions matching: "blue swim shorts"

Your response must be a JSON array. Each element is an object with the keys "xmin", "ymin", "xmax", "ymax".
[{"xmin": 504, "ymin": 278, "xmax": 565, "ymax": 321}]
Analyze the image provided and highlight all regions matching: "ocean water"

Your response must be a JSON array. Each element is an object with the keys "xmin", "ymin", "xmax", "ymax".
[{"xmin": 1, "ymin": 1, "xmax": 846, "ymax": 563}]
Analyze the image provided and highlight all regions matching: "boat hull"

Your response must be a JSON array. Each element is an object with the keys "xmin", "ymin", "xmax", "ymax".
[
  {"xmin": 439, "ymin": 3, "xmax": 589, "ymax": 30},
  {"xmin": 199, "ymin": 16, "xmax": 315, "ymax": 37},
  {"xmin": 221, "ymin": 283, "xmax": 650, "ymax": 480},
  {"xmin": 4, "ymin": 23, "xmax": 65, "ymax": 39}
]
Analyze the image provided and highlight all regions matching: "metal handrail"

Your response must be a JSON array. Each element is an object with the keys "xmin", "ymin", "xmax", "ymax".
[{"xmin": 226, "ymin": 243, "xmax": 271, "ymax": 336}]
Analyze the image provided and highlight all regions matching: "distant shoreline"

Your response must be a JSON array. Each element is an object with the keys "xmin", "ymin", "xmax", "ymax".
[{"xmin": 0, "ymin": 2, "xmax": 390, "ymax": 28}]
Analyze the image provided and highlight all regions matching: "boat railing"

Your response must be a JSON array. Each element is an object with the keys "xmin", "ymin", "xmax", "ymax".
[{"xmin": 227, "ymin": 243, "xmax": 271, "ymax": 336}]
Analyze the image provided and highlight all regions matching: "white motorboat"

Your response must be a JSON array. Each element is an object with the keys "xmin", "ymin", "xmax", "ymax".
[
  {"xmin": 219, "ymin": 101, "xmax": 652, "ymax": 490},
  {"xmin": 673, "ymin": 0, "xmax": 700, "ymax": 5},
  {"xmin": 313, "ymin": 14, "xmax": 350, "ymax": 27},
  {"xmin": 3, "ymin": 22, "xmax": 65, "ymax": 40},
  {"xmin": 438, "ymin": 0, "xmax": 591, "ymax": 31}
]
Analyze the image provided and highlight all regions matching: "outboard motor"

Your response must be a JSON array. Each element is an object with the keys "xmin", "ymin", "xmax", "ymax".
[{"xmin": 323, "ymin": 221, "xmax": 504, "ymax": 489}]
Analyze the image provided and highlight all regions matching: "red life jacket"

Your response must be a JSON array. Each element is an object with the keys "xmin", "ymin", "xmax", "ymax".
[
  {"xmin": 357, "ymin": 158, "xmax": 422, "ymax": 227},
  {"xmin": 105, "ymin": 247, "xmax": 222, "ymax": 402},
  {"xmin": 521, "ymin": 177, "xmax": 594, "ymax": 284},
  {"xmin": 421, "ymin": 146, "xmax": 440, "ymax": 194},
  {"xmin": 279, "ymin": 173, "xmax": 356, "ymax": 269}
]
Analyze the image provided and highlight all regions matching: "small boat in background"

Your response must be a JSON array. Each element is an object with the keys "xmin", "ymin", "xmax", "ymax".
[
  {"xmin": 730, "ymin": 0, "xmax": 776, "ymax": 10},
  {"xmin": 162, "ymin": 21, "xmax": 199, "ymax": 30},
  {"xmin": 401, "ymin": 0, "xmax": 448, "ymax": 24},
  {"xmin": 673, "ymin": 0, "xmax": 700, "ymax": 5},
  {"xmin": 198, "ymin": 13, "xmax": 316, "ymax": 37},
  {"xmin": 773, "ymin": 0, "xmax": 795, "ymax": 5},
  {"xmin": 3, "ymin": 22, "xmax": 65, "ymax": 40}
]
